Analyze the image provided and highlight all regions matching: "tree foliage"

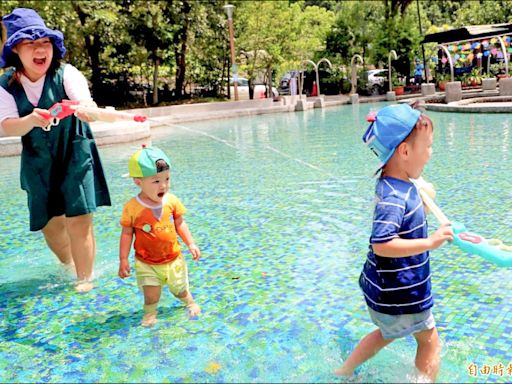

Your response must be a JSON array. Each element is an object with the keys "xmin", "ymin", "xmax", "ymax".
[{"xmin": 1, "ymin": 0, "xmax": 510, "ymax": 103}]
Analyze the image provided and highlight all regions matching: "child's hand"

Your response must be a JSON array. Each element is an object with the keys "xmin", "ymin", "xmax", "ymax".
[
  {"xmin": 118, "ymin": 259, "xmax": 131, "ymax": 278},
  {"xmin": 188, "ymin": 243, "xmax": 201, "ymax": 260},
  {"xmin": 429, "ymin": 223, "xmax": 453, "ymax": 250}
]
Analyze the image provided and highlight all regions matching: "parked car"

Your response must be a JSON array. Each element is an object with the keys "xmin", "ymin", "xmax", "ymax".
[
  {"xmin": 225, "ymin": 77, "xmax": 278, "ymax": 100},
  {"xmin": 278, "ymin": 70, "xmax": 301, "ymax": 95},
  {"xmin": 363, "ymin": 69, "xmax": 388, "ymax": 95}
]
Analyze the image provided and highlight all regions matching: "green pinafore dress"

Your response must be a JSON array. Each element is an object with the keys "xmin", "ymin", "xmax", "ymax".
[{"xmin": 0, "ymin": 65, "xmax": 111, "ymax": 231}]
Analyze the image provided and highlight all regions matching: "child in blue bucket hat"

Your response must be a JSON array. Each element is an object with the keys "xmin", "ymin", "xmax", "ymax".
[
  {"xmin": 335, "ymin": 103, "xmax": 453, "ymax": 381},
  {"xmin": 118, "ymin": 145, "xmax": 201, "ymax": 326},
  {"xmin": 0, "ymin": 8, "xmax": 111, "ymax": 292}
]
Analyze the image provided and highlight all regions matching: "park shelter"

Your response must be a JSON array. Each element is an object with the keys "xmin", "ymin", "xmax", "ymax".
[
  {"xmin": 421, "ymin": 24, "xmax": 512, "ymax": 81},
  {"xmin": 422, "ymin": 24, "xmax": 512, "ymax": 45}
]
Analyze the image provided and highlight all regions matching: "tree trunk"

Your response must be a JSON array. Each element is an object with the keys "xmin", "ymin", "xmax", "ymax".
[
  {"xmin": 73, "ymin": 3, "xmax": 103, "ymax": 103},
  {"xmin": 174, "ymin": 1, "xmax": 191, "ymax": 98},
  {"xmin": 266, "ymin": 67, "xmax": 272, "ymax": 98},
  {"xmin": 248, "ymin": 78, "xmax": 254, "ymax": 100},
  {"xmin": 152, "ymin": 56, "xmax": 159, "ymax": 105}
]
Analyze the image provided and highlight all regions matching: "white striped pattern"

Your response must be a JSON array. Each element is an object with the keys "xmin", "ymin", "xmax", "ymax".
[
  {"xmin": 362, "ymin": 292, "xmax": 433, "ymax": 307},
  {"xmin": 371, "ymin": 234, "xmax": 399, "ymax": 242},
  {"xmin": 383, "ymin": 179, "xmax": 397, "ymax": 194},
  {"xmin": 362, "ymin": 272, "xmax": 431, "ymax": 291},
  {"xmin": 398, "ymin": 221, "xmax": 426, "ymax": 235},
  {"xmin": 366, "ymin": 255, "xmax": 430, "ymax": 272},
  {"xmin": 377, "ymin": 201, "xmax": 405, "ymax": 210},
  {"xmin": 374, "ymin": 219, "xmax": 400, "ymax": 228},
  {"xmin": 404, "ymin": 201, "xmax": 423, "ymax": 218}
]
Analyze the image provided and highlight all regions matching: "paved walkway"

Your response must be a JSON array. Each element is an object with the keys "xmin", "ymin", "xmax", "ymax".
[{"xmin": 0, "ymin": 93, "xmax": 415, "ymax": 157}]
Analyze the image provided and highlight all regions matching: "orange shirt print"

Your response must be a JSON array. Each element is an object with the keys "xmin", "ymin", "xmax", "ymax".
[{"xmin": 120, "ymin": 193, "xmax": 187, "ymax": 264}]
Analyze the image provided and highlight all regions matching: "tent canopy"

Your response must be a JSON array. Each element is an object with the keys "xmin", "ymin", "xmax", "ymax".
[{"xmin": 422, "ymin": 24, "xmax": 512, "ymax": 44}]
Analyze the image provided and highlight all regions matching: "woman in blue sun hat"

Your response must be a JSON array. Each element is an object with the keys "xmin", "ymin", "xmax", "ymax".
[
  {"xmin": 0, "ymin": 8, "xmax": 111, "ymax": 292},
  {"xmin": 335, "ymin": 103, "xmax": 453, "ymax": 381}
]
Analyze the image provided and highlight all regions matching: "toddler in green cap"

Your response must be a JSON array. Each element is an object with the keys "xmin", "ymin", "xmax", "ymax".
[{"xmin": 118, "ymin": 145, "xmax": 201, "ymax": 326}]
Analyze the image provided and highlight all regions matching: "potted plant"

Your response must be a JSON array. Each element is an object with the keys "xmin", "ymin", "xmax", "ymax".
[
  {"xmin": 436, "ymin": 72, "xmax": 450, "ymax": 91},
  {"xmin": 391, "ymin": 72, "xmax": 404, "ymax": 95},
  {"xmin": 457, "ymin": 72, "xmax": 471, "ymax": 89},
  {"xmin": 490, "ymin": 62, "xmax": 508, "ymax": 79},
  {"xmin": 468, "ymin": 67, "xmax": 482, "ymax": 87}
]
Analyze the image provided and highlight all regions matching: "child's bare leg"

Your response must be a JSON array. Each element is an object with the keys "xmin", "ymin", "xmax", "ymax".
[
  {"xmin": 42, "ymin": 215, "xmax": 73, "ymax": 266},
  {"xmin": 177, "ymin": 290, "xmax": 200, "ymax": 316},
  {"xmin": 413, "ymin": 327, "xmax": 440, "ymax": 382},
  {"xmin": 142, "ymin": 285, "xmax": 161, "ymax": 327},
  {"xmin": 66, "ymin": 214, "xmax": 95, "ymax": 291},
  {"xmin": 335, "ymin": 329, "xmax": 394, "ymax": 376}
]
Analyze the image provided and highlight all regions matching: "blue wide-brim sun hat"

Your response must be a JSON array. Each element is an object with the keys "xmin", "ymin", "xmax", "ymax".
[
  {"xmin": 0, "ymin": 8, "xmax": 66, "ymax": 68},
  {"xmin": 362, "ymin": 103, "xmax": 421, "ymax": 173}
]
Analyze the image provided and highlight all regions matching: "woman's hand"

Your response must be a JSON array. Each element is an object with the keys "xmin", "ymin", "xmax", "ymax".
[{"xmin": 31, "ymin": 108, "xmax": 51, "ymax": 129}]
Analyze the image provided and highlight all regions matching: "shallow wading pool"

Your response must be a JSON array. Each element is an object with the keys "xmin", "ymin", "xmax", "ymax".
[{"xmin": 0, "ymin": 103, "xmax": 511, "ymax": 382}]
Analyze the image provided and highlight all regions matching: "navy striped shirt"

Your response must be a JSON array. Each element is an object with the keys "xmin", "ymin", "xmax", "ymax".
[{"xmin": 359, "ymin": 176, "xmax": 433, "ymax": 315}]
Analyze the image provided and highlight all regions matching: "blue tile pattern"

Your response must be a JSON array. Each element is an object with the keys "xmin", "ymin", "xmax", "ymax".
[{"xmin": 0, "ymin": 103, "xmax": 511, "ymax": 382}]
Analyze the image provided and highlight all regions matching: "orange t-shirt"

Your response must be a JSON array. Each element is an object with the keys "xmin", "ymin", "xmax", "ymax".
[{"xmin": 120, "ymin": 193, "xmax": 187, "ymax": 264}]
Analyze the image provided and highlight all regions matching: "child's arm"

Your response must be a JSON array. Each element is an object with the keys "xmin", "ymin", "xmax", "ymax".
[
  {"xmin": 372, "ymin": 223, "xmax": 453, "ymax": 257},
  {"xmin": 118, "ymin": 226, "xmax": 134, "ymax": 278},
  {"xmin": 2, "ymin": 108, "xmax": 51, "ymax": 136},
  {"xmin": 174, "ymin": 215, "xmax": 201, "ymax": 260}
]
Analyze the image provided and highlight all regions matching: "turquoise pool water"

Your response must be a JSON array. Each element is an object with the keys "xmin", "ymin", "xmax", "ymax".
[{"xmin": 1, "ymin": 103, "xmax": 511, "ymax": 383}]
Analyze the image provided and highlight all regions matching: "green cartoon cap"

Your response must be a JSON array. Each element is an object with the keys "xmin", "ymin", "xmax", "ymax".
[{"xmin": 128, "ymin": 145, "xmax": 171, "ymax": 177}]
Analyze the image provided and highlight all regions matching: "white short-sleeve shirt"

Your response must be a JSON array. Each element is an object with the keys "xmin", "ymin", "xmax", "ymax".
[{"xmin": 0, "ymin": 64, "xmax": 92, "ymax": 135}]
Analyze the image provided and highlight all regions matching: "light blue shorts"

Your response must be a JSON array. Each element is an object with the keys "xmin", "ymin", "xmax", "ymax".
[{"xmin": 368, "ymin": 307, "xmax": 436, "ymax": 339}]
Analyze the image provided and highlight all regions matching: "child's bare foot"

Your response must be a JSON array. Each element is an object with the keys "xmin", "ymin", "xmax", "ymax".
[
  {"xmin": 187, "ymin": 302, "xmax": 201, "ymax": 317},
  {"xmin": 334, "ymin": 364, "xmax": 353, "ymax": 377},
  {"xmin": 75, "ymin": 280, "xmax": 94, "ymax": 293},
  {"xmin": 141, "ymin": 312, "xmax": 158, "ymax": 327}
]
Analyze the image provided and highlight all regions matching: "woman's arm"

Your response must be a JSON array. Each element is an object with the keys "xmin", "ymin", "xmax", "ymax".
[{"xmin": 1, "ymin": 108, "xmax": 50, "ymax": 136}]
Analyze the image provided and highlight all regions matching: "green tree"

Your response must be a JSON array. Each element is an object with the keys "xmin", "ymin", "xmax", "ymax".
[{"xmin": 236, "ymin": 1, "xmax": 334, "ymax": 97}]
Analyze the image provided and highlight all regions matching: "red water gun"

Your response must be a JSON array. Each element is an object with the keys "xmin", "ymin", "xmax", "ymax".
[{"xmin": 39, "ymin": 100, "xmax": 147, "ymax": 131}]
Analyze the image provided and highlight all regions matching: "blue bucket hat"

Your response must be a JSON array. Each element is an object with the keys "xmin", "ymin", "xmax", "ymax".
[
  {"xmin": 0, "ymin": 8, "xmax": 66, "ymax": 68},
  {"xmin": 362, "ymin": 103, "xmax": 421, "ymax": 174}
]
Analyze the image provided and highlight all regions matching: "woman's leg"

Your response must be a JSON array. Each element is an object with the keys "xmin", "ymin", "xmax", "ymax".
[
  {"xmin": 41, "ymin": 215, "xmax": 73, "ymax": 266},
  {"xmin": 65, "ymin": 214, "xmax": 95, "ymax": 283}
]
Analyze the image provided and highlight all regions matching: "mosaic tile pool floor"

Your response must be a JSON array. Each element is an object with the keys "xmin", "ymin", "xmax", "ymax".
[{"xmin": 1, "ymin": 103, "xmax": 511, "ymax": 382}]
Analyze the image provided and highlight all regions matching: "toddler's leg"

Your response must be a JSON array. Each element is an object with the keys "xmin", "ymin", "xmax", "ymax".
[
  {"xmin": 413, "ymin": 327, "xmax": 440, "ymax": 382},
  {"xmin": 177, "ymin": 290, "xmax": 201, "ymax": 317},
  {"xmin": 334, "ymin": 329, "xmax": 394, "ymax": 376},
  {"xmin": 66, "ymin": 214, "xmax": 95, "ymax": 291},
  {"xmin": 42, "ymin": 215, "xmax": 73, "ymax": 266},
  {"xmin": 142, "ymin": 285, "xmax": 162, "ymax": 327}
]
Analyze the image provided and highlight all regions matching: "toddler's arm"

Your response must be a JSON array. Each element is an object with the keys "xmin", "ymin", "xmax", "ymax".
[
  {"xmin": 175, "ymin": 215, "xmax": 201, "ymax": 260},
  {"xmin": 2, "ymin": 108, "xmax": 51, "ymax": 136},
  {"xmin": 118, "ymin": 226, "xmax": 134, "ymax": 278},
  {"xmin": 372, "ymin": 223, "xmax": 453, "ymax": 257}
]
